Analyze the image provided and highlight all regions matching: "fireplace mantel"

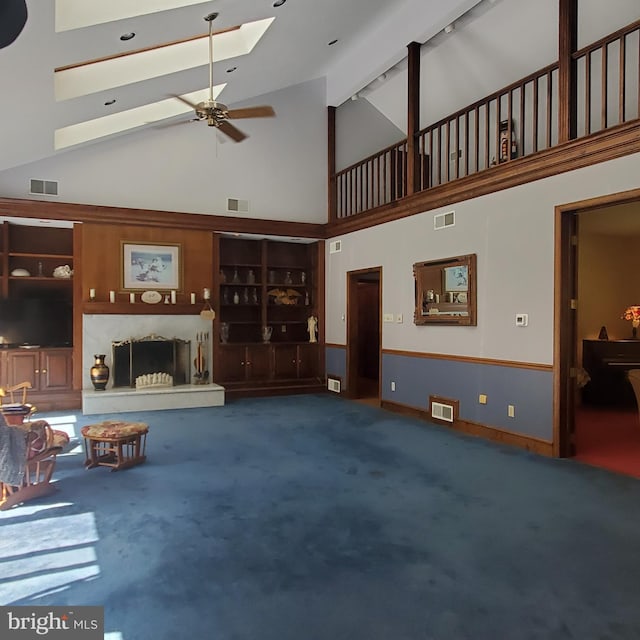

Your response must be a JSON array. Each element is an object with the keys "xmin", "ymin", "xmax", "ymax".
[{"xmin": 82, "ymin": 303, "xmax": 205, "ymax": 315}]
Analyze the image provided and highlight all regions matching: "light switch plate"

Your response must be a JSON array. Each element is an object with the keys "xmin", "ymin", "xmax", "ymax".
[
  {"xmin": 396, "ymin": 314, "xmax": 403, "ymax": 323},
  {"xmin": 383, "ymin": 313, "xmax": 394, "ymax": 322},
  {"xmin": 515, "ymin": 313, "xmax": 528, "ymax": 327}
]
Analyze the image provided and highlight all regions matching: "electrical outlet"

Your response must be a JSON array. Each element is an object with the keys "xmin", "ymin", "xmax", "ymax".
[
  {"xmin": 508, "ymin": 404, "xmax": 515, "ymax": 418},
  {"xmin": 479, "ymin": 394, "xmax": 487, "ymax": 404},
  {"xmin": 391, "ymin": 381, "xmax": 396, "ymax": 392}
]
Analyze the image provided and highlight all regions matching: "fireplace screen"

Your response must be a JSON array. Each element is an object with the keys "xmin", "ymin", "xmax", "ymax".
[{"xmin": 111, "ymin": 335, "xmax": 191, "ymax": 388}]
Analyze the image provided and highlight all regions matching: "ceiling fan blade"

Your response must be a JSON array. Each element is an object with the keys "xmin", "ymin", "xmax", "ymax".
[
  {"xmin": 218, "ymin": 120, "xmax": 248, "ymax": 142},
  {"xmin": 227, "ymin": 106, "xmax": 275, "ymax": 120},
  {"xmin": 171, "ymin": 94, "xmax": 199, "ymax": 110}
]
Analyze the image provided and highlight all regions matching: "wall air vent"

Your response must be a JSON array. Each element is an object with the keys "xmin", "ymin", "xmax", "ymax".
[
  {"xmin": 434, "ymin": 210, "xmax": 455, "ymax": 230},
  {"xmin": 29, "ymin": 179, "xmax": 59, "ymax": 196},
  {"xmin": 327, "ymin": 378, "xmax": 341, "ymax": 393},
  {"xmin": 329, "ymin": 240, "xmax": 342, "ymax": 254},
  {"xmin": 431, "ymin": 401, "xmax": 454, "ymax": 422},
  {"xmin": 429, "ymin": 395, "xmax": 459, "ymax": 424},
  {"xmin": 227, "ymin": 198, "xmax": 249, "ymax": 213}
]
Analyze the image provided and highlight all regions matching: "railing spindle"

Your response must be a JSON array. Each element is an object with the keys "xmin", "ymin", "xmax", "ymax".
[
  {"xmin": 601, "ymin": 43, "xmax": 608, "ymax": 130},
  {"xmin": 619, "ymin": 35, "xmax": 626, "ymax": 124}
]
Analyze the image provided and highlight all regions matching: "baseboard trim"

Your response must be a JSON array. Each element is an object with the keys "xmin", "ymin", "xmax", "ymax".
[{"xmin": 381, "ymin": 399, "xmax": 554, "ymax": 457}]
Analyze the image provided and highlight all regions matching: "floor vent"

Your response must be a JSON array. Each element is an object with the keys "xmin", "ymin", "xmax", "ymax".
[
  {"xmin": 330, "ymin": 240, "xmax": 342, "ymax": 254},
  {"xmin": 30, "ymin": 179, "xmax": 59, "ymax": 196},
  {"xmin": 327, "ymin": 378, "xmax": 341, "ymax": 393},
  {"xmin": 429, "ymin": 395, "xmax": 459, "ymax": 425},
  {"xmin": 434, "ymin": 210, "xmax": 455, "ymax": 230},
  {"xmin": 227, "ymin": 198, "xmax": 249, "ymax": 213}
]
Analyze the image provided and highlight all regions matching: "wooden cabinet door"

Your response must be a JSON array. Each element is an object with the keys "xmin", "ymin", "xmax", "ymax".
[
  {"xmin": 297, "ymin": 344, "xmax": 319, "ymax": 380},
  {"xmin": 218, "ymin": 345, "xmax": 248, "ymax": 382},
  {"xmin": 5, "ymin": 351, "xmax": 40, "ymax": 390},
  {"xmin": 247, "ymin": 345, "xmax": 271, "ymax": 381},
  {"xmin": 41, "ymin": 349, "xmax": 73, "ymax": 391},
  {"xmin": 273, "ymin": 345, "xmax": 298, "ymax": 379}
]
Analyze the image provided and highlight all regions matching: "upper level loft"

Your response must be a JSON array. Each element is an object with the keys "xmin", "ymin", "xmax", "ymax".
[{"xmin": 327, "ymin": 2, "xmax": 640, "ymax": 235}]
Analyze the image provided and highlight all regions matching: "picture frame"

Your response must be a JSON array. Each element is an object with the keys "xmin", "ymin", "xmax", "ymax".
[
  {"xmin": 443, "ymin": 265, "xmax": 469, "ymax": 292},
  {"xmin": 121, "ymin": 242, "xmax": 181, "ymax": 291}
]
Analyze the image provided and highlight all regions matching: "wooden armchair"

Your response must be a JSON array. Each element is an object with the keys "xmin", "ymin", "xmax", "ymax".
[{"xmin": 0, "ymin": 382, "xmax": 69, "ymax": 511}]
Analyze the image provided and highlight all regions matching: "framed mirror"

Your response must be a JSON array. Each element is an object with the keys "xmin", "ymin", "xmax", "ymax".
[{"xmin": 413, "ymin": 253, "xmax": 477, "ymax": 326}]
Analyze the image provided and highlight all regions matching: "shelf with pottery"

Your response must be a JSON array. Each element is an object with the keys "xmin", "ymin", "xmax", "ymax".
[{"xmin": 213, "ymin": 233, "xmax": 324, "ymax": 396}]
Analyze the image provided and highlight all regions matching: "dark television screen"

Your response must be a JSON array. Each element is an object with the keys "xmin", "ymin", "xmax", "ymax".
[{"xmin": 0, "ymin": 298, "xmax": 73, "ymax": 347}]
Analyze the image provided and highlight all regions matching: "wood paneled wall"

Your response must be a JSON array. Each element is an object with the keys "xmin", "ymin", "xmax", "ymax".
[{"xmin": 79, "ymin": 223, "xmax": 214, "ymax": 304}]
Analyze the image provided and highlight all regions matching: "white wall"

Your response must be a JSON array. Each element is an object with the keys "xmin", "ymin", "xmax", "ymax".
[
  {"xmin": 335, "ymin": 98, "xmax": 405, "ymax": 172},
  {"xmin": 0, "ymin": 79, "xmax": 329, "ymax": 224},
  {"xmin": 325, "ymin": 152, "xmax": 640, "ymax": 364},
  {"xmin": 356, "ymin": 0, "xmax": 639, "ymax": 134}
]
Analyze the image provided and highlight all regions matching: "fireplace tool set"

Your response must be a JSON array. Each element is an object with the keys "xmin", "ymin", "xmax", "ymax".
[{"xmin": 193, "ymin": 332, "xmax": 209, "ymax": 384}]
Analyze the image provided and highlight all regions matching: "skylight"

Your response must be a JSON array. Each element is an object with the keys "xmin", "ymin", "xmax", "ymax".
[
  {"xmin": 55, "ymin": 18, "xmax": 274, "ymax": 101},
  {"xmin": 54, "ymin": 86, "xmax": 225, "ymax": 150},
  {"xmin": 55, "ymin": 0, "xmax": 211, "ymax": 32}
]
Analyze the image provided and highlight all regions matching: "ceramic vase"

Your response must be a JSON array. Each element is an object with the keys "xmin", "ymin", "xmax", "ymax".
[{"xmin": 90, "ymin": 354, "xmax": 109, "ymax": 391}]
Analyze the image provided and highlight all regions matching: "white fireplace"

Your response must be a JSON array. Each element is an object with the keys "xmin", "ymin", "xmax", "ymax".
[{"xmin": 82, "ymin": 314, "xmax": 224, "ymax": 414}]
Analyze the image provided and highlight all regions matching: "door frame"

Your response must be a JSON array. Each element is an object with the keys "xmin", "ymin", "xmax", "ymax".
[
  {"xmin": 346, "ymin": 266, "xmax": 382, "ymax": 399},
  {"xmin": 555, "ymin": 186, "xmax": 640, "ymax": 456}
]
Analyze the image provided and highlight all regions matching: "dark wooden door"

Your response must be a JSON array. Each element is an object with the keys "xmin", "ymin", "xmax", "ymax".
[
  {"xmin": 6, "ymin": 351, "xmax": 40, "ymax": 390},
  {"xmin": 218, "ymin": 345, "xmax": 248, "ymax": 382},
  {"xmin": 297, "ymin": 344, "xmax": 319, "ymax": 380},
  {"xmin": 247, "ymin": 345, "xmax": 271, "ymax": 381},
  {"xmin": 273, "ymin": 345, "xmax": 298, "ymax": 379},
  {"xmin": 41, "ymin": 349, "xmax": 73, "ymax": 391}
]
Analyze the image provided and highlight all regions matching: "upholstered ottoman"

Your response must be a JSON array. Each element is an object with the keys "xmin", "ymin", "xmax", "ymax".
[{"xmin": 81, "ymin": 420, "xmax": 148, "ymax": 471}]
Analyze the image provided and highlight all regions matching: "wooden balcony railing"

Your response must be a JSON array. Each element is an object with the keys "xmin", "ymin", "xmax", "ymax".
[
  {"xmin": 331, "ymin": 20, "xmax": 640, "ymax": 221},
  {"xmin": 574, "ymin": 19, "xmax": 640, "ymax": 136},
  {"xmin": 418, "ymin": 62, "xmax": 559, "ymax": 189},
  {"xmin": 335, "ymin": 140, "xmax": 407, "ymax": 220}
]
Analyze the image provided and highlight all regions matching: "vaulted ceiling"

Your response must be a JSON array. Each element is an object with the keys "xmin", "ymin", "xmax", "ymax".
[{"xmin": 0, "ymin": 0, "xmax": 484, "ymax": 173}]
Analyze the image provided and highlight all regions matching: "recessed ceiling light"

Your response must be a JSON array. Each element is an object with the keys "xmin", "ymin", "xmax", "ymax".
[
  {"xmin": 328, "ymin": 39, "xmax": 338, "ymax": 46},
  {"xmin": 120, "ymin": 32, "xmax": 135, "ymax": 41},
  {"xmin": 226, "ymin": 66, "xmax": 237, "ymax": 73},
  {"xmin": 104, "ymin": 99, "xmax": 116, "ymax": 106},
  {"xmin": 273, "ymin": 0, "xmax": 286, "ymax": 6}
]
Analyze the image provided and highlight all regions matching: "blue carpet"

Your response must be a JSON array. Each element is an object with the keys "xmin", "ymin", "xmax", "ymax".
[{"xmin": 1, "ymin": 394, "xmax": 639, "ymax": 639}]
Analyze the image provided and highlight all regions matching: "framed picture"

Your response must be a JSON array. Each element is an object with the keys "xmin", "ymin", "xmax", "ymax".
[
  {"xmin": 121, "ymin": 242, "xmax": 181, "ymax": 291},
  {"xmin": 443, "ymin": 264, "xmax": 468, "ymax": 292}
]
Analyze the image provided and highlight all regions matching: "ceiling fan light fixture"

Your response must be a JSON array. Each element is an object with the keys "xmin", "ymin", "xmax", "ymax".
[{"xmin": 119, "ymin": 32, "xmax": 135, "ymax": 41}]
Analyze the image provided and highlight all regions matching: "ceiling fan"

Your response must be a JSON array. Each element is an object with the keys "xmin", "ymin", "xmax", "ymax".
[{"xmin": 173, "ymin": 12, "xmax": 275, "ymax": 142}]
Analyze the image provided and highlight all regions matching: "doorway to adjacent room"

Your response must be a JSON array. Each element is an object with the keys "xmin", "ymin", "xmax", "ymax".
[{"xmin": 347, "ymin": 267, "xmax": 381, "ymax": 405}]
